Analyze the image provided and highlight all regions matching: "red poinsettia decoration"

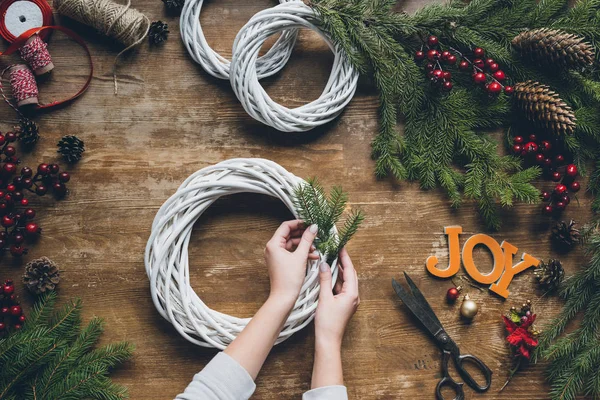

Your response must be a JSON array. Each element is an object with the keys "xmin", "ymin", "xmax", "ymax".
[{"xmin": 502, "ymin": 314, "xmax": 538, "ymax": 360}]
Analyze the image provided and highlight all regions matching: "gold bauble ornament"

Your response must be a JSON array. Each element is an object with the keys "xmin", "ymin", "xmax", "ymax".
[{"xmin": 460, "ymin": 294, "xmax": 479, "ymax": 319}]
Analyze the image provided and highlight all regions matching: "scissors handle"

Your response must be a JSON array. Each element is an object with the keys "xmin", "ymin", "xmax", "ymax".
[
  {"xmin": 435, "ymin": 376, "xmax": 465, "ymax": 400},
  {"xmin": 454, "ymin": 353, "xmax": 493, "ymax": 392}
]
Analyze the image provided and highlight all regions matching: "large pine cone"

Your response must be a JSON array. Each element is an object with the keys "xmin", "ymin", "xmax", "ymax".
[
  {"xmin": 514, "ymin": 81, "xmax": 576, "ymax": 135},
  {"xmin": 15, "ymin": 118, "xmax": 40, "ymax": 147},
  {"xmin": 535, "ymin": 259, "xmax": 565, "ymax": 292},
  {"xmin": 512, "ymin": 28, "xmax": 594, "ymax": 68},
  {"xmin": 57, "ymin": 135, "xmax": 85, "ymax": 164},
  {"xmin": 551, "ymin": 220, "xmax": 581, "ymax": 250},
  {"xmin": 23, "ymin": 257, "xmax": 60, "ymax": 294}
]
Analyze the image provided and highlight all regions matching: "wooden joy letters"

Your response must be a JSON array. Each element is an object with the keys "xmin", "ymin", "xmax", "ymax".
[{"xmin": 426, "ymin": 226, "xmax": 541, "ymax": 298}]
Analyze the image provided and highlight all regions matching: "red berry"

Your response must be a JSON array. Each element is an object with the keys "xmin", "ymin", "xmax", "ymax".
[
  {"xmin": 459, "ymin": 60, "xmax": 469, "ymax": 70},
  {"xmin": 1, "ymin": 215, "xmax": 14, "ymax": 228},
  {"xmin": 555, "ymin": 184, "xmax": 568, "ymax": 195},
  {"xmin": 10, "ymin": 245, "xmax": 25, "ymax": 257},
  {"xmin": 441, "ymin": 50, "xmax": 451, "ymax": 60},
  {"xmin": 0, "ymin": 307, "xmax": 8, "ymax": 315},
  {"xmin": 14, "ymin": 233, "xmax": 24, "ymax": 244},
  {"xmin": 432, "ymin": 69, "xmax": 443, "ymax": 79},
  {"xmin": 541, "ymin": 191, "xmax": 551, "ymax": 201},
  {"xmin": 524, "ymin": 141, "xmax": 538, "ymax": 153},
  {"xmin": 543, "ymin": 205, "xmax": 554, "ymax": 215},
  {"xmin": 6, "ymin": 184, "xmax": 15, "ymax": 193},
  {"xmin": 53, "ymin": 183, "xmax": 67, "ymax": 196},
  {"xmin": 552, "ymin": 171, "xmax": 562, "ymax": 182},
  {"xmin": 427, "ymin": 35, "xmax": 439, "ymax": 46},
  {"xmin": 36, "ymin": 185, "xmax": 47, "ymax": 196},
  {"xmin": 535, "ymin": 153, "xmax": 545, "ymax": 163},
  {"xmin": 25, "ymin": 222, "xmax": 40, "ymax": 235},
  {"xmin": 22, "ymin": 178, "xmax": 32, "ymax": 188},
  {"xmin": 25, "ymin": 208, "xmax": 35, "ymax": 219},
  {"xmin": 9, "ymin": 305, "xmax": 22, "ymax": 316},
  {"xmin": 529, "ymin": 134, "xmax": 537, "ymax": 142},
  {"xmin": 492, "ymin": 70, "xmax": 506, "ymax": 81},
  {"xmin": 442, "ymin": 81, "xmax": 453, "ymax": 91},
  {"xmin": 487, "ymin": 82, "xmax": 502, "ymax": 93},
  {"xmin": 513, "ymin": 136, "xmax": 524, "ymax": 144},
  {"xmin": 447, "ymin": 287, "xmax": 461, "ymax": 302},
  {"xmin": 446, "ymin": 54, "xmax": 457, "ymax": 65},
  {"xmin": 540, "ymin": 140, "xmax": 552, "ymax": 153},
  {"xmin": 473, "ymin": 58, "xmax": 485, "ymax": 69},
  {"xmin": 504, "ymin": 85, "xmax": 514, "ymax": 95},
  {"xmin": 561, "ymin": 194, "xmax": 571, "ymax": 205},
  {"xmin": 556, "ymin": 201, "xmax": 567, "ymax": 211},
  {"xmin": 20, "ymin": 198, "xmax": 28, "ymax": 207},
  {"xmin": 3, "ymin": 163, "xmax": 16, "ymax": 174},
  {"xmin": 6, "ymin": 132, "xmax": 16, "ymax": 142},
  {"xmin": 3, "ymin": 146, "xmax": 15, "ymax": 156},
  {"xmin": 0, "ymin": 135, "xmax": 5, "ymax": 146},
  {"xmin": 442, "ymin": 71, "xmax": 452, "ymax": 80},
  {"xmin": 570, "ymin": 181, "xmax": 581, "ymax": 192},
  {"xmin": 425, "ymin": 63, "xmax": 435, "ymax": 71},
  {"xmin": 415, "ymin": 50, "xmax": 425, "ymax": 61},
  {"xmin": 49, "ymin": 164, "xmax": 60, "ymax": 174},
  {"xmin": 513, "ymin": 144, "xmax": 523, "ymax": 154},
  {"xmin": 427, "ymin": 49, "xmax": 440, "ymax": 61},
  {"xmin": 488, "ymin": 62, "xmax": 499, "ymax": 72},
  {"xmin": 2, "ymin": 284, "xmax": 14, "ymax": 295},
  {"xmin": 0, "ymin": 322, "xmax": 5, "ymax": 331},
  {"xmin": 18, "ymin": 315, "xmax": 25, "ymax": 323},
  {"xmin": 566, "ymin": 164, "xmax": 578, "ymax": 177},
  {"xmin": 14, "ymin": 324, "xmax": 22, "ymax": 330},
  {"xmin": 473, "ymin": 72, "xmax": 486, "ymax": 83},
  {"xmin": 555, "ymin": 154, "xmax": 565, "ymax": 164},
  {"xmin": 38, "ymin": 164, "xmax": 50, "ymax": 175},
  {"xmin": 21, "ymin": 167, "xmax": 32, "ymax": 177},
  {"xmin": 473, "ymin": 47, "xmax": 485, "ymax": 57}
]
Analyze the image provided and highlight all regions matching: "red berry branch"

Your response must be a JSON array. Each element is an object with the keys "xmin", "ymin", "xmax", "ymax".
[
  {"xmin": 415, "ymin": 36, "xmax": 514, "ymax": 95},
  {"xmin": 0, "ymin": 279, "xmax": 25, "ymax": 334},
  {"xmin": 511, "ymin": 134, "xmax": 580, "ymax": 215},
  {"xmin": 0, "ymin": 130, "xmax": 71, "ymax": 257}
]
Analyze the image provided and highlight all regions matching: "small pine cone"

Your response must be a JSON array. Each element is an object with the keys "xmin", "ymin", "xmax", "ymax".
[
  {"xmin": 514, "ymin": 81, "xmax": 576, "ymax": 135},
  {"xmin": 535, "ymin": 259, "xmax": 565, "ymax": 292},
  {"xmin": 512, "ymin": 28, "xmax": 595, "ymax": 68},
  {"xmin": 15, "ymin": 118, "xmax": 40, "ymax": 147},
  {"xmin": 551, "ymin": 220, "xmax": 581, "ymax": 250},
  {"xmin": 162, "ymin": 0, "xmax": 184, "ymax": 11},
  {"xmin": 57, "ymin": 135, "xmax": 84, "ymax": 164},
  {"xmin": 149, "ymin": 21, "xmax": 169, "ymax": 45},
  {"xmin": 23, "ymin": 257, "xmax": 60, "ymax": 294}
]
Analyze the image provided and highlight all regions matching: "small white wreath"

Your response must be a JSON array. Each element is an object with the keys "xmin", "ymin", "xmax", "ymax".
[
  {"xmin": 230, "ymin": 2, "xmax": 359, "ymax": 132},
  {"xmin": 145, "ymin": 158, "xmax": 339, "ymax": 349},
  {"xmin": 180, "ymin": 0, "xmax": 299, "ymax": 80}
]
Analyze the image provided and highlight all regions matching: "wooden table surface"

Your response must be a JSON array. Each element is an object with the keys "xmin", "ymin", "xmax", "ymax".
[{"xmin": 0, "ymin": 0, "xmax": 593, "ymax": 399}]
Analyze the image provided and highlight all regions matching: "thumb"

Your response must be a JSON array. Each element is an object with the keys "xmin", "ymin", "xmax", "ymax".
[
  {"xmin": 295, "ymin": 224, "xmax": 318, "ymax": 255},
  {"xmin": 318, "ymin": 262, "xmax": 334, "ymax": 300}
]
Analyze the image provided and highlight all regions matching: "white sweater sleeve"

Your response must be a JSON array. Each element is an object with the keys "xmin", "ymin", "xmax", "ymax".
[
  {"xmin": 175, "ymin": 352, "xmax": 256, "ymax": 400},
  {"xmin": 303, "ymin": 385, "xmax": 349, "ymax": 400}
]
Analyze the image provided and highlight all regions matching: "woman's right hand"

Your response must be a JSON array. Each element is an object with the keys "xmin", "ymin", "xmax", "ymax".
[{"xmin": 314, "ymin": 248, "xmax": 360, "ymax": 348}]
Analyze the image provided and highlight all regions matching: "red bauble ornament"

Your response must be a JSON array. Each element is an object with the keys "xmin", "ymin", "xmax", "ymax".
[
  {"xmin": 552, "ymin": 171, "xmax": 562, "ymax": 182},
  {"xmin": 459, "ymin": 60, "xmax": 469, "ymax": 70},
  {"xmin": 447, "ymin": 286, "xmax": 462, "ymax": 302},
  {"xmin": 555, "ymin": 184, "xmax": 568, "ymax": 195},
  {"xmin": 473, "ymin": 72, "xmax": 486, "ymax": 84},
  {"xmin": 427, "ymin": 35, "xmax": 439, "ymax": 46},
  {"xmin": 487, "ymin": 82, "xmax": 502, "ymax": 93},
  {"xmin": 524, "ymin": 141, "xmax": 538, "ymax": 153},
  {"xmin": 504, "ymin": 85, "xmax": 514, "ymax": 95},
  {"xmin": 492, "ymin": 70, "xmax": 506, "ymax": 81},
  {"xmin": 415, "ymin": 50, "xmax": 425, "ymax": 60},
  {"xmin": 473, "ymin": 47, "xmax": 485, "ymax": 57},
  {"xmin": 427, "ymin": 49, "xmax": 440, "ymax": 61},
  {"xmin": 566, "ymin": 164, "xmax": 578, "ymax": 177},
  {"xmin": 473, "ymin": 58, "xmax": 485, "ymax": 69},
  {"xmin": 570, "ymin": 181, "xmax": 581, "ymax": 192}
]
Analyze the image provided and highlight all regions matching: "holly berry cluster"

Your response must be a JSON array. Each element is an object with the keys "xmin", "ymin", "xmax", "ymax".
[
  {"xmin": 0, "ymin": 131, "xmax": 71, "ymax": 257},
  {"xmin": 0, "ymin": 279, "xmax": 25, "ymax": 334},
  {"xmin": 415, "ymin": 37, "xmax": 514, "ymax": 95},
  {"xmin": 511, "ymin": 134, "xmax": 580, "ymax": 215}
]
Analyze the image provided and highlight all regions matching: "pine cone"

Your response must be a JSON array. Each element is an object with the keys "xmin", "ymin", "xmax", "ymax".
[
  {"xmin": 512, "ymin": 28, "xmax": 595, "ymax": 68},
  {"xmin": 162, "ymin": 0, "xmax": 184, "ymax": 11},
  {"xmin": 535, "ymin": 259, "xmax": 565, "ymax": 292},
  {"xmin": 57, "ymin": 135, "xmax": 84, "ymax": 164},
  {"xmin": 22, "ymin": 257, "xmax": 60, "ymax": 294},
  {"xmin": 15, "ymin": 118, "xmax": 39, "ymax": 147},
  {"xmin": 514, "ymin": 81, "xmax": 576, "ymax": 135},
  {"xmin": 551, "ymin": 220, "xmax": 581, "ymax": 250},
  {"xmin": 149, "ymin": 21, "xmax": 169, "ymax": 45}
]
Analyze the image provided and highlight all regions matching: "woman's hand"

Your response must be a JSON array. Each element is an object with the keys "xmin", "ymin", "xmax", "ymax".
[
  {"xmin": 264, "ymin": 220, "xmax": 320, "ymax": 305},
  {"xmin": 314, "ymin": 248, "xmax": 360, "ymax": 348}
]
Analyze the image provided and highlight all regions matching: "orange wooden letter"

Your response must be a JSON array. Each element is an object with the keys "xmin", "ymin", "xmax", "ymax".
[
  {"xmin": 461, "ymin": 234, "xmax": 505, "ymax": 285},
  {"xmin": 490, "ymin": 242, "xmax": 541, "ymax": 298},
  {"xmin": 426, "ymin": 226, "xmax": 462, "ymax": 278}
]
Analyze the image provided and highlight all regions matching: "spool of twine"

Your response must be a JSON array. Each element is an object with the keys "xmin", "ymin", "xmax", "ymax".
[
  {"xmin": 8, "ymin": 64, "xmax": 38, "ymax": 107},
  {"xmin": 19, "ymin": 34, "xmax": 54, "ymax": 76},
  {"xmin": 53, "ymin": 0, "xmax": 150, "ymax": 93}
]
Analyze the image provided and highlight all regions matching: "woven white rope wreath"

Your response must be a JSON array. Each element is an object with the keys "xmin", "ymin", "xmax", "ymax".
[
  {"xmin": 230, "ymin": 2, "xmax": 359, "ymax": 132},
  {"xmin": 145, "ymin": 158, "xmax": 339, "ymax": 349},
  {"xmin": 180, "ymin": 0, "xmax": 299, "ymax": 80}
]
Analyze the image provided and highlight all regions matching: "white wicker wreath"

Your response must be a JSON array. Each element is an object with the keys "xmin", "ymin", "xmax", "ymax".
[
  {"xmin": 230, "ymin": 2, "xmax": 359, "ymax": 132},
  {"xmin": 144, "ymin": 158, "xmax": 339, "ymax": 349},
  {"xmin": 180, "ymin": 0, "xmax": 299, "ymax": 80}
]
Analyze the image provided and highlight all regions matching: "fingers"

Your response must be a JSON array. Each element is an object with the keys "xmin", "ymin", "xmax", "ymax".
[
  {"xmin": 273, "ymin": 220, "xmax": 305, "ymax": 242},
  {"xmin": 295, "ymin": 224, "xmax": 318, "ymax": 255},
  {"xmin": 285, "ymin": 238, "xmax": 316, "ymax": 253},
  {"xmin": 339, "ymin": 248, "xmax": 359, "ymax": 297},
  {"xmin": 318, "ymin": 261, "xmax": 334, "ymax": 300}
]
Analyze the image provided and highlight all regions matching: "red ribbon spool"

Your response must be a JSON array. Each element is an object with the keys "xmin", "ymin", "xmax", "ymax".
[{"xmin": 0, "ymin": 0, "xmax": 53, "ymax": 43}]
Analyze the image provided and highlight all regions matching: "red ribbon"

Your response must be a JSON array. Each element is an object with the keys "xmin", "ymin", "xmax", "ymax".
[
  {"xmin": 0, "ymin": 0, "xmax": 53, "ymax": 43},
  {"xmin": 0, "ymin": 26, "xmax": 93, "ymax": 111}
]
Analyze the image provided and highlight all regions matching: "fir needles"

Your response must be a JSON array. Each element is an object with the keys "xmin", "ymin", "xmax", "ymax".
[
  {"xmin": 293, "ymin": 178, "xmax": 364, "ymax": 264},
  {"xmin": 0, "ymin": 292, "xmax": 133, "ymax": 400}
]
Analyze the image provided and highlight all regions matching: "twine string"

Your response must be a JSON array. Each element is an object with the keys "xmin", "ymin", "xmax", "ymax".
[
  {"xmin": 8, "ymin": 65, "xmax": 38, "ymax": 104},
  {"xmin": 19, "ymin": 34, "xmax": 53, "ymax": 74}
]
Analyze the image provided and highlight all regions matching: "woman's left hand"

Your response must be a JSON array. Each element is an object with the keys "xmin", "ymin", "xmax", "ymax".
[{"xmin": 264, "ymin": 220, "xmax": 320, "ymax": 304}]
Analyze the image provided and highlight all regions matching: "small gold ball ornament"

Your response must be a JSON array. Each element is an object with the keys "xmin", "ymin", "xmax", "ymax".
[{"xmin": 460, "ymin": 294, "xmax": 479, "ymax": 319}]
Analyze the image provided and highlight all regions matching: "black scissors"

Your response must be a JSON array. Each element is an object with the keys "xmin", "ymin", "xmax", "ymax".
[{"xmin": 392, "ymin": 272, "xmax": 492, "ymax": 400}]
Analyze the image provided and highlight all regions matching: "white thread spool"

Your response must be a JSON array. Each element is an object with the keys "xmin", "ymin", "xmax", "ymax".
[
  {"xmin": 180, "ymin": 0, "xmax": 299, "ymax": 80},
  {"xmin": 145, "ymin": 158, "xmax": 339, "ymax": 349},
  {"xmin": 229, "ymin": 2, "xmax": 359, "ymax": 132}
]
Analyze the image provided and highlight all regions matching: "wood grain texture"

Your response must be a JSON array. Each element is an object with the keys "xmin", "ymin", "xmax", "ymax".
[{"xmin": 0, "ymin": 0, "xmax": 593, "ymax": 399}]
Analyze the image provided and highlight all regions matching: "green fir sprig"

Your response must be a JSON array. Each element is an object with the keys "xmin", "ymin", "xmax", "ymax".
[
  {"xmin": 308, "ymin": 0, "xmax": 600, "ymax": 229},
  {"xmin": 293, "ymin": 178, "xmax": 364, "ymax": 264},
  {"xmin": 0, "ymin": 292, "xmax": 133, "ymax": 400}
]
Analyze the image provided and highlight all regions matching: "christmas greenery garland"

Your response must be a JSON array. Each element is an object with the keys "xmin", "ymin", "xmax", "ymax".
[{"xmin": 307, "ymin": 0, "xmax": 600, "ymax": 230}]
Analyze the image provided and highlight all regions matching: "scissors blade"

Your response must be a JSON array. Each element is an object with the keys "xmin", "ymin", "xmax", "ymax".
[
  {"xmin": 403, "ymin": 272, "xmax": 444, "ymax": 328},
  {"xmin": 392, "ymin": 277, "xmax": 445, "ymax": 338}
]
